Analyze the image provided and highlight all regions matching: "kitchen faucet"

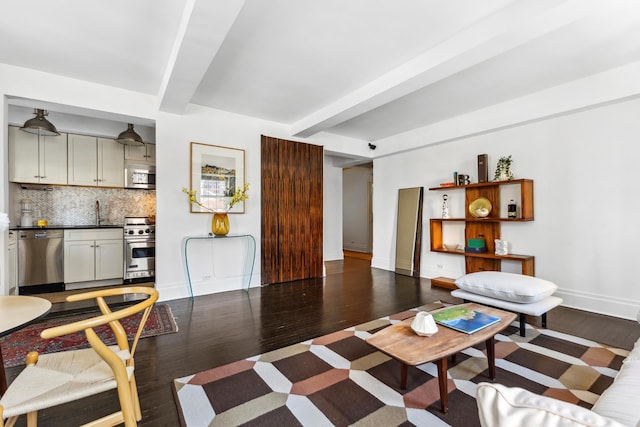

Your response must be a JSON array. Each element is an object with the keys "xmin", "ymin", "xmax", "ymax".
[{"xmin": 96, "ymin": 200, "xmax": 102, "ymax": 226}]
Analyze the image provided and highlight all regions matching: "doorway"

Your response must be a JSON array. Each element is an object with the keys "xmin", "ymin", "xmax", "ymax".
[{"xmin": 342, "ymin": 163, "xmax": 373, "ymax": 261}]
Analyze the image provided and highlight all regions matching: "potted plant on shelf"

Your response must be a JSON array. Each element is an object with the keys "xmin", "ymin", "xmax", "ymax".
[{"xmin": 494, "ymin": 155, "xmax": 514, "ymax": 181}]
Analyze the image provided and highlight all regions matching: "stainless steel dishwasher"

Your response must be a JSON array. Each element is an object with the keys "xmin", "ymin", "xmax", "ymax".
[{"xmin": 18, "ymin": 229, "xmax": 64, "ymax": 290}]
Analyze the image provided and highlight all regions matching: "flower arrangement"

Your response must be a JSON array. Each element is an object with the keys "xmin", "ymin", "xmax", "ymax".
[
  {"xmin": 182, "ymin": 183, "xmax": 250, "ymax": 213},
  {"xmin": 494, "ymin": 155, "xmax": 513, "ymax": 181}
]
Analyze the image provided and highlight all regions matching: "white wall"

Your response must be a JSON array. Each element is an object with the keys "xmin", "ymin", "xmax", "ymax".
[
  {"xmin": 0, "ymin": 64, "xmax": 349, "ymax": 298},
  {"xmin": 324, "ymin": 155, "xmax": 344, "ymax": 261},
  {"xmin": 372, "ymin": 96, "xmax": 640, "ymax": 320}
]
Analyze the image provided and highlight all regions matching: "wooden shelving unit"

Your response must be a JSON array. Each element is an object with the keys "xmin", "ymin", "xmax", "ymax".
[{"xmin": 429, "ymin": 179, "xmax": 535, "ymax": 288}]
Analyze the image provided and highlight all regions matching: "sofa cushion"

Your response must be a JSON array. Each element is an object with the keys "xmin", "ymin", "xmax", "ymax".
[
  {"xmin": 455, "ymin": 271, "xmax": 557, "ymax": 304},
  {"xmin": 476, "ymin": 382, "xmax": 627, "ymax": 427},
  {"xmin": 591, "ymin": 358, "xmax": 640, "ymax": 426}
]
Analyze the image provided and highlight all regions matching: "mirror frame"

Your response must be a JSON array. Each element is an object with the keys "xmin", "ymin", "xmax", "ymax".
[{"xmin": 395, "ymin": 187, "xmax": 424, "ymax": 277}]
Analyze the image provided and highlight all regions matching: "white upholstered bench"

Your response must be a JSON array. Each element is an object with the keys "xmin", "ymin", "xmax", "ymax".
[{"xmin": 450, "ymin": 272, "xmax": 563, "ymax": 337}]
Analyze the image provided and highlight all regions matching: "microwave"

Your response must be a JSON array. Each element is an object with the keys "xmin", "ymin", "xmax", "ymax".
[{"xmin": 125, "ymin": 164, "xmax": 156, "ymax": 189}]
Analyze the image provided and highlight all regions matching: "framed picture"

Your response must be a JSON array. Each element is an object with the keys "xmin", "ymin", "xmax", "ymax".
[{"xmin": 189, "ymin": 142, "xmax": 246, "ymax": 213}]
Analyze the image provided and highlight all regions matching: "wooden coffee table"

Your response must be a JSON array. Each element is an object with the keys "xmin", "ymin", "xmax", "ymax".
[{"xmin": 366, "ymin": 303, "xmax": 516, "ymax": 413}]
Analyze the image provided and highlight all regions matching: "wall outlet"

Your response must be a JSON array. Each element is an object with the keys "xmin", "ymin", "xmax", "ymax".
[
  {"xmin": 436, "ymin": 264, "xmax": 444, "ymax": 269},
  {"xmin": 202, "ymin": 275, "xmax": 212, "ymax": 280}
]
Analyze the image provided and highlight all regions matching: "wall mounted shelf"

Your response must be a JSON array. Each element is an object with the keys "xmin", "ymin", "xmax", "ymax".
[{"xmin": 429, "ymin": 179, "xmax": 535, "ymax": 287}]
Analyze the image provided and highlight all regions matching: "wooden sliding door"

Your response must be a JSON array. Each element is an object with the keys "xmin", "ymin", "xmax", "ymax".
[{"xmin": 261, "ymin": 135, "xmax": 323, "ymax": 284}]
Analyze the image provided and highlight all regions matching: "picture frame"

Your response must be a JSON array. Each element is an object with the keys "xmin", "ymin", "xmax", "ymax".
[{"xmin": 189, "ymin": 142, "xmax": 246, "ymax": 214}]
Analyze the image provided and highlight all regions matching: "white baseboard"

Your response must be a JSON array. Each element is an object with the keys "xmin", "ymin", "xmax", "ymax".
[
  {"xmin": 344, "ymin": 242, "xmax": 369, "ymax": 252},
  {"xmin": 555, "ymin": 288, "xmax": 640, "ymax": 321},
  {"xmin": 371, "ymin": 256, "xmax": 392, "ymax": 271},
  {"xmin": 324, "ymin": 251, "xmax": 344, "ymax": 261},
  {"xmin": 156, "ymin": 275, "xmax": 261, "ymax": 301}
]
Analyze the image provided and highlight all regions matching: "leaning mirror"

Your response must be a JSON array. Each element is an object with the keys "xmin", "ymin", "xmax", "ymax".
[{"xmin": 395, "ymin": 187, "xmax": 424, "ymax": 277}]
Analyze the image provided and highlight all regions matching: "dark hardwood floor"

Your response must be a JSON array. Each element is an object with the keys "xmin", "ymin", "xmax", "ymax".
[{"xmin": 5, "ymin": 257, "xmax": 639, "ymax": 426}]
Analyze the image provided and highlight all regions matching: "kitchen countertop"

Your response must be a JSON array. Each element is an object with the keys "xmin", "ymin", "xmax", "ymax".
[{"xmin": 10, "ymin": 224, "xmax": 124, "ymax": 230}]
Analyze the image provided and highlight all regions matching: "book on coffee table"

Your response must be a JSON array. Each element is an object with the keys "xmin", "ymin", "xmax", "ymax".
[{"xmin": 432, "ymin": 307, "xmax": 500, "ymax": 334}]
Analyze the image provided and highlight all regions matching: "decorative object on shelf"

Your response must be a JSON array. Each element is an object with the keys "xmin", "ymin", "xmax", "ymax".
[
  {"xmin": 182, "ymin": 183, "xmax": 249, "ymax": 213},
  {"xmin": 495, "ymin": 239, "xmax": 509, "ymax": 255},
  {"xmin": 508, "ymin": 199, "xmax": 517, "ymax": 219},
  {"xmin": 478, "ymin": 154, "xmax": 489, "ymax": 183},
  {"xmin": 465, "ymin": 237, "xmax": 487, "ymax": 253},
  {"xmin": 457, "ymin": 174, "xmax": 470, "ymax": 185},
  {"xmin": 465, "ymin": 246, "xmax": 488, "ymax": 253},
  {"xmin": 467, "ymin": 238, "xmax": 485, "ymax": 248},
  {"xmin": 182, "ymin": 183, "xmax": 249, "ymax": 236},
  {"xmin": 494, "ymin": 155, "xmax": 514, "ymax": 181},
  {"xmin": 443, "ymin": 243, "xmax": 458, "ymax": 251},
  {"xmin": 469, "ymin": 197, "xmax": 492, "ymax": 218},
  {"xmin": 190, "ymin": 142, "xmax": 247, "ymax": 213},
  {"xmin": 442, "ymin": 194, "xmax": 450, "ymax": 218},
  {"xmin": 211, "ymin": 212, "xmax": 230, "ymax": 236},
  {"xmin": 410, "ymin": 311, "xmax": 438, "ymax": 337}
]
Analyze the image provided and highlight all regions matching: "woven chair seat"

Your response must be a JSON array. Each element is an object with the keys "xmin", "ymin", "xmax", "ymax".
[{"xmin": 0, "ymin": 345, "xmax": 131, "ymax": 418}]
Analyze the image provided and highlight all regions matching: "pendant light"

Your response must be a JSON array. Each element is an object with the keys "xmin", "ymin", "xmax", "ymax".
[
  {"xmin": 115, "ymin": 123, "xmax": 144, "ymax": 146},
  {"xmin": 20, "ymin": 109, "xmax": 60, "ymax": 136}
]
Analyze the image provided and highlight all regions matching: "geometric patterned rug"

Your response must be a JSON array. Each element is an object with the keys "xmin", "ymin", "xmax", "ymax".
[
  {"xmin": 173, "ymin": 302, "xmax": 628, "ymax": 426},
  {"xmin": 1, "ymin": 303, "xmax": 178, "ymax": 368}
]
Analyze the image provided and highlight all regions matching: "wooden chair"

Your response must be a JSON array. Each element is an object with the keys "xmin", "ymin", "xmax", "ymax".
[{"xmin": 0, "ymin": 286, "xmax": 159, "ymax": 427}]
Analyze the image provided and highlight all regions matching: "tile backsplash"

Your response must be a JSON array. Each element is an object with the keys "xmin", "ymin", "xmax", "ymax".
[{"xmin": 10, "ymin": 183, "xmax": 156, "ymax": 226}]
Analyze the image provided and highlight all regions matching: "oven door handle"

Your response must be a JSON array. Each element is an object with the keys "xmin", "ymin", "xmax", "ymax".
[{"xmin": 126, "ymin": 239, "xmax": 155, "ymax": 245}]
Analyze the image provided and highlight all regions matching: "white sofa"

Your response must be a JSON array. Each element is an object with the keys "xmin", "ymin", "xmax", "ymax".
[{"xmin": 476, "ymin": 335, "xmax": 640, "ymax": 427}]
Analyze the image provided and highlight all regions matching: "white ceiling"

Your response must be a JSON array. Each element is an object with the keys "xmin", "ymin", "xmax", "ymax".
[{"xmin": 2, "ymin": 0, "xmax": 640, "ymax": 143}]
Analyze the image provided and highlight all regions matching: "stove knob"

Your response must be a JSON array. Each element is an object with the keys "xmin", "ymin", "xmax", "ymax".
[
  {"xmin": 138, "ymin": 230, "xmax": 144, "ymax": 234},
  {"xmin": 145, "ymin": 229, "xmax": 150, "ymax": 233},
  {"xmin": 128, "ymin": 230, "xmax": 134, "ymax": 235}
]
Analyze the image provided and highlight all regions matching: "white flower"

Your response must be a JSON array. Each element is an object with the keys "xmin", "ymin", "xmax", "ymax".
[{"xmin": 0, "ymin": 213, "xmax": 10, "ymax": 231}]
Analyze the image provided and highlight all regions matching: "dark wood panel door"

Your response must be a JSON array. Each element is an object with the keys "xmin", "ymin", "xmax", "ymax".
[{"xmin": 261, "ymin": 136, "xmax": 323, "ymax": 284}]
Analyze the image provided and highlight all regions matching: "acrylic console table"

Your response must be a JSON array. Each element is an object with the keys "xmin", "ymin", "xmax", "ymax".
[{"xmin": 182, "ymin": 233, "xmax": 256, "ymax": 298}]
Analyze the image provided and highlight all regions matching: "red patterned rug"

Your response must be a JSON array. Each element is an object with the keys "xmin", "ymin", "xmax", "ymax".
[
  {"xmin": 173, "ymin": 302, "xmax": 628, "ymax": 426},
  {"xmin": 1, "ymin": 303, "xmax": 178, "ymax": 368}
]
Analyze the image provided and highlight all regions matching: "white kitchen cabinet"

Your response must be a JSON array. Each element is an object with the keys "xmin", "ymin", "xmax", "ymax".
[
  {"xmin": 124, "ymin": 143, "xmax": 155, "ymax": 165},
  {"xmin": 64, "ymin": 240, "xmax": 96, "ymax": 283},
  {"xmin": 64, "ymin": 229, "xmax": 123, "ymax": 285},
  {"xmin": 8, "ymin": 126, "xmax": 68, "ymax": 184},
  {"xmin": 67, "ymin": 134, "xmax": 124, "ymax": 187},
  {"xmin": 95, "ymin": 239, "xmax": 125, "ymax": 280}
]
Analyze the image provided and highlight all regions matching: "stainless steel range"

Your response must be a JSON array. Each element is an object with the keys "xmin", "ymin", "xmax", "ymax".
[{"xmin": 123, "ymin": 216, "xmax": 155, "ymax": 281}]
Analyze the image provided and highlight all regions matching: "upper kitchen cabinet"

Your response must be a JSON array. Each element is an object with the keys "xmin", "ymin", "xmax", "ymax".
[
  {"xmin": 8, "ymin": 126, "xmax": 68, "ymax": 184},
  {"xmin": 124, "ymin": 143, "xmax": 155, "ymax": 165},
  {"xmin": 67, "ymin": 134, "xmax": 124, "ymax": 188}
]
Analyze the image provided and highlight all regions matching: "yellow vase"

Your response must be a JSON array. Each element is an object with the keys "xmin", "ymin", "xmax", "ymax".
[{"xmin": 211, "ymin": 212, "xmax": 230, "ymax": 236}]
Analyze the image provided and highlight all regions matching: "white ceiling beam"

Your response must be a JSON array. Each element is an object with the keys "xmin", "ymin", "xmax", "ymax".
[
  {"xmin": 158, "ymin": 0, "xmax": 245, "ymax": 114},
  {"xmin": 290, "ymin": 0, "xmax": 600, "ymax": 138}
]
